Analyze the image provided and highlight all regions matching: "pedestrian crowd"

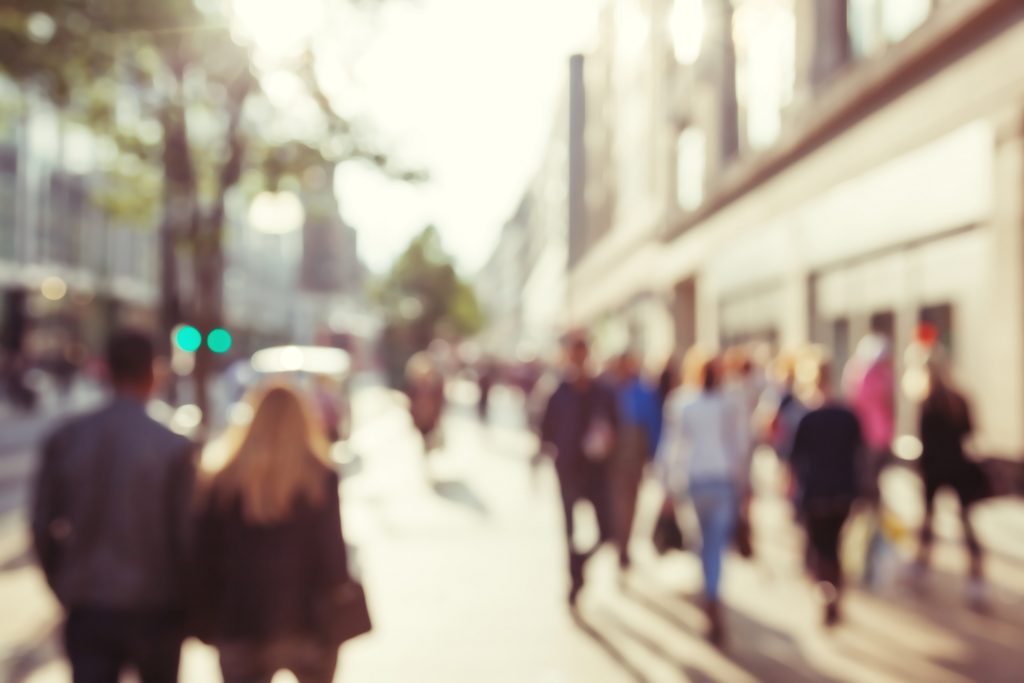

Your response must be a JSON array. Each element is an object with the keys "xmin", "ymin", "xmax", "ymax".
[
  {"xmin": 535, "ymin": 326, "xmax": 990, "ymax": 648},
  {"xmin": 27, "ymin": 325, "xmax": 993, "ymax": 681}
]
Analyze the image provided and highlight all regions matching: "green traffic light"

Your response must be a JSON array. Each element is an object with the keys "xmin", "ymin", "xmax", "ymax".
[
  {"xmin": 175, "ymin": 325, "xmax": 202, "ymax": 352},
  {"xmin": 207, "ymin": 328, "xmax": 233, "ymax": 354}
]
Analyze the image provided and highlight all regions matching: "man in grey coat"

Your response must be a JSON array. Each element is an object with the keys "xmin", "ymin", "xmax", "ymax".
[{"xmin": 32, "ymin": 330, "xmax": 196, "ymax": 683}]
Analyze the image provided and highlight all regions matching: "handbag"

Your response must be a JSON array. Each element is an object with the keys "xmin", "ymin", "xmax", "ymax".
[
  {"xmin": 316, "ymin": 579, "xmax": 373, "ymax": 645},
  {"xmin": 652, "ymin": 496, "xmax": 685, "ymax": 554}
]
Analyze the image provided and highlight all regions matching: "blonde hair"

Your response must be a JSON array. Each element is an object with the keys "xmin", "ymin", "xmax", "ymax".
[
  {"xmin": 681, "ymin": 345, "xmax": 712, "ymax": 389},
  {"xmin": 203, "ymin": 382, "xmax": 332, "ymax": 525}
]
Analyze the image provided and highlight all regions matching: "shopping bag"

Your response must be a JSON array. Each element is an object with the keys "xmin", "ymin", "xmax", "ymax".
[
  {"xmin": 652, "ymin": 497, "xmax": 685, "ymax": 554},
  {"xmin": 315, "ymin": 580, "xmax": 373, "ymax": 645}
]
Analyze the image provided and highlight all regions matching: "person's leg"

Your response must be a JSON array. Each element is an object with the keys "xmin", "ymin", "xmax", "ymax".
[
  {"xmin": 612, "ymin": 431, "xmax": 646, "ymax": 568},
  {"xmin": 959, "ymin": 501, "xmax": 988, "ymax": 610},
  {"xmin": 698, "ymin": 483, "xmax": 737, "ymax": 602},
  {"xmin": 557, "ymin": 469, "xmax": 585, "ymax": 604},
  {"xmin": 287, "ymin": 640, "xmax": 339, "ymax": 683},
  {"xmin": 690, "ymin": 481, "xmax": 736, "ymax": 645},
  {"xmin": 583, "ymin": 462, "xmax": 615, "ymax": 549},
  {"xmin": 129, "ymin": 612, "xmax": 184, "ymax": 683},
  {"xmin": 65, "ymin": 609, "xmax": 124, "ymax": 683},
  {"xmin": 219, "ymin": 642, "xmax": 275, "ymax": 683},
  {"xmin": 805, "ymin": 503, "xmax": 850, "ymax": 625},
  {"xmin": 916, "ymin": 478, "xmax": 939, "ymax": 568}
]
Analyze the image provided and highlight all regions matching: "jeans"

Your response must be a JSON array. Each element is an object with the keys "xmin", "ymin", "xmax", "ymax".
[
  {"xmin": 64, "ymin": 608, "xmax": 183, "ymax": 683},
  {"xmin": 689, "ymin": 480, "xmax": 738, "ymax": 601}
]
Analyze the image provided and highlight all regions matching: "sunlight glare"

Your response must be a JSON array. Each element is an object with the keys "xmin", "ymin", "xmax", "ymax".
[{"xmin": 232, "ymin": 0, "xmax": 324, "ymax": 62}]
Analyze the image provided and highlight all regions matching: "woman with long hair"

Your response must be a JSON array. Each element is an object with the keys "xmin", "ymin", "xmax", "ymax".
[
  {"xmin": 191, "ymin": 383, "xmax": 356, "ymax": 683},
  {"xmin": 657, "ymin": 350, "xmax": 744, "ymax": 647}
]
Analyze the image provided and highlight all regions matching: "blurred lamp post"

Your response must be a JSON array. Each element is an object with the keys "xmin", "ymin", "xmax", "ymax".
[{"xmin": 248, "ymin": 190, "xmax": 305, "ymax": 234}]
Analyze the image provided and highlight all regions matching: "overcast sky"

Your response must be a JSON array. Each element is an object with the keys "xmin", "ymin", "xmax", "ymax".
[{"xmin": 319, "ymin": 0, "xmax": 603, "ymax": 274}]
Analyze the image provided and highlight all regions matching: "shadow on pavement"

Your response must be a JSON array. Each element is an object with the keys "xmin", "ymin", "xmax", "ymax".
[
  {"xmin": 0, "ymin": 545, "xmax": 32, "ymax": 573},
  {"xmin": 430, "ymin": 479, "xmax": 489, "ymax": 517},
  {"xmin": 620, "ymin": 582, "xmax": 841, "ymax": 683},
  {"xmin": 837, "ymin": 570, "xmax": 1024, "ymax": 682},
  {"xmin": 0, "ymin": 619, "xmax": 62, "ymax": 683},
  {"xmin": 570, "ymin": 611, "xmax": 650, "ymax": 683}
]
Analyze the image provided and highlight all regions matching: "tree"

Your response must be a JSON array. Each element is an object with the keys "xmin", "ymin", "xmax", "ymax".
[
  {"xmin": 373, "ymin": 226, "xmax": 485, "ymax": 386},
  {"xmin": 0, "ymin": 1, "xmax": 419, "ymax": 424}
]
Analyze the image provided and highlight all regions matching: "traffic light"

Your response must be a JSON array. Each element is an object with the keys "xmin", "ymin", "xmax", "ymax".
[
  {"xmin": 174, "ymin": 325, "xmax": 202, "ymax": 352},
  {"xmin": 207, "ymin": 328, "xmax": 233, "ymax": 354}
]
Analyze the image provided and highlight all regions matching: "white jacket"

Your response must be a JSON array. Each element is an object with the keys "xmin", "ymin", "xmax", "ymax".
[{"xmin": 656, "ymin": 388, "xmax": 745, "ymax": 498}]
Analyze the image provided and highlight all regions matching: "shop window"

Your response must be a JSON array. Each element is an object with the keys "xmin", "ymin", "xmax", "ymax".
[
  {"xmin": 832, "ymin": 317, "xmax": 851, "ymax": 374},
  {"xmin": 882, "ymin": 0, "xmax": 932, "ymax": 44},
  {"xmin": 920, "ymin": 303, "xmax": 954, "ymax": 356},
  {"xmin": 0, "ymin": 147, "xmax": 16, "ymax": 261},
  {"xmin": 676, "ymin": 127, "xmax": 706, "ymax": 211},
  {"xmin": 733, "ymin": 0, "xmax": 796, "ymax": 150},
  {"xmin": 848, "ymin": 0, "xmax": 934, "ymax": 59},
  {"xmin": 671, "ymin": 0, "xmax": 704, "ymax": 66}
]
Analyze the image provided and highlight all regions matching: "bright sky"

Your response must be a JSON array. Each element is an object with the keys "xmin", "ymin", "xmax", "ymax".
[{"xmin": 313, "ymin": 0, "xmax": 604, "ymax": 274}]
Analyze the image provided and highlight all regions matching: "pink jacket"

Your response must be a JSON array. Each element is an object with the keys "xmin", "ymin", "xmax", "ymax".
[{"xmin": 852, "ymin": 360, "xmax": 895, "ymax": 452}]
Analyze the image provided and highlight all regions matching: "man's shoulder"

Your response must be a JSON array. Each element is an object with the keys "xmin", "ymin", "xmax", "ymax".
[{"xmin": 110, "ymin": 401, "xmax": 194, "ymax": 457}]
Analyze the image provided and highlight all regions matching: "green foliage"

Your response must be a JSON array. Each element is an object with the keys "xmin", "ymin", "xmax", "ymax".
[
  {"xmin": 375, "ymin": 226, "xmax": 485, "ymax": 378},
  {"xmin": 0, "ymin": 1, "xmax": 422, "ymax": 233}
]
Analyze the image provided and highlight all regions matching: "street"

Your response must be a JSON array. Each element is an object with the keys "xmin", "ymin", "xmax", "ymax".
[{"xmin": 3, "ymin": 382, "xmax": 1024, "ymax": 682}]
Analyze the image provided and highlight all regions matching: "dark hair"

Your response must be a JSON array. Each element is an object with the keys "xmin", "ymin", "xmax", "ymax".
[
  {"xmin": 702, "ymin": 357, "xmax": 720, "ymax": 391},
  {"xmin": 106, "ymin": 330, "xmax": 155, "ymax": 384}
]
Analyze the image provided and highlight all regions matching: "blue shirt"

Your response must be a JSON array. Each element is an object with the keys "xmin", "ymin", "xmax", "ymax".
[{"xmin": 617, "ymin": 377, "xmax": 663, "ymax": 457}]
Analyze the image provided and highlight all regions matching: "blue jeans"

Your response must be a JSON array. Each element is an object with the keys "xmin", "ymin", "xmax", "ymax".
[{"xmin": 689, "ymin": 480, "xmax": 738, "ymax": 601}]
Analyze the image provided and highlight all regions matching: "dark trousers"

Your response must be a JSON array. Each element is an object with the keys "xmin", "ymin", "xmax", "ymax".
[
  {"xmin": 65, "ymin": 608, "xmax": 183, "ymax": 683},
  {"xmin": 803, "ymin": 500, "xmax": 852, "ymax": 590},
  {"xmin": 611, "ymin": 427, "xmax": 648, "ymax": 565},
  {"xmin": 557, "ymin": 461, "xmax": 613, "ymax": 590},
  {"xmin": 219, "ymin": 638, "xmax": 338, "ymax": 683},
  {"xmin": 920, "ymin": 475, "xmax": 983, "ymax": 570}
]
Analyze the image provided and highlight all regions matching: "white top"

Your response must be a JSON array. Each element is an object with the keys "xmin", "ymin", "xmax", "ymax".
[{"xmin": 656, "ymin": 388, "xmax": 745, "ymax": 497}]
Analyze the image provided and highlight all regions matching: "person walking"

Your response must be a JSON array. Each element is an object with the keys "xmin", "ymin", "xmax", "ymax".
[
  {"xmin": 477, "ymin": 360, "xmax": 497, "ymax": 422},
  {"xmin": 790, "ymin": 362, "xmax": 863, "ymax": 627},
  {"xmin": 540, "ymin": 334, "xmax": 619, "ymax": 606},
  {"xmin": 405, "ymin": 353, "xmax": 446, "ymax": 456},
  {"xmin": 31, "ymin": 330, "xmax": 196, "ymax": 683},
  {"xmin": 191, "ymin": 383, "xmax": 363, "ymax": 683},
  {"xmin": 912, "ymin": 353, "xmax": 988, "ymax": 609},
  {"xmin": 657, "ymin": 353, "xmax": 744, "ymax": 647},
  {"xmin": 609, "ymin": 351, "xmax": 662, "ymax": 570}
]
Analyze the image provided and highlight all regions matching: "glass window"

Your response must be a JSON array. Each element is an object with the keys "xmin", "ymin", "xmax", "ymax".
[
  {"xmin": 0, "ymin": 147, "xmax": 16, "ymax": 261},
  {"xmin": 847, "ymin": 0, "xmax": 882, "ymax": 59},
  {"xmin": 670, "ymin": 0, "xmax": 704, "ymax": 65},
  {"xmin": 833, "ymin": 317, "xmax": 851, "ymax": 376},
  {"xmin": 882, "ymin": 0, "xmax": 932, "ymax": 44},
  {"xmin": 733, "ymin": 0, "xmax": 795, "ymax": 150},
  {"xmin": 849, "ymin": 0, "xmax": 934, "ymax": 58},
  {"xmin": 676, "ymin": 127, "xmax": 706, "ymax": 211},
  {"xmin": 920, "ymin": 303, "xmax": 954, "ymax": 355}
]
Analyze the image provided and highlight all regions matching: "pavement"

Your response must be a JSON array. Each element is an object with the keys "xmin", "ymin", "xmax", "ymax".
[{"xmin": 2, "ymin": 380, "xmax": 1024, "ymax": 682}]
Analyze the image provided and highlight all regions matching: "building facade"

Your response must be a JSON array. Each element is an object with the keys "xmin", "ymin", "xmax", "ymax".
[
  {"xmin": 0, "ymin": 78, "xmax": 161, "ymax": 362},
  {"xmin": 563, "ymin": 0, "xmax": 1024, "ymax": 456}
]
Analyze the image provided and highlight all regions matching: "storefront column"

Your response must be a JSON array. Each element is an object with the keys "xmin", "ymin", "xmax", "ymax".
[{"xmin": 983, "ymin": 106, "xmax": 1024, "ymax": 456}]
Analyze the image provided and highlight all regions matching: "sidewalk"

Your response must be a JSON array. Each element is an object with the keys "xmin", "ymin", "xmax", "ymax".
[{"xmin": 4, "ymin": 382, "xmax": 1024, "ymax": 682}]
